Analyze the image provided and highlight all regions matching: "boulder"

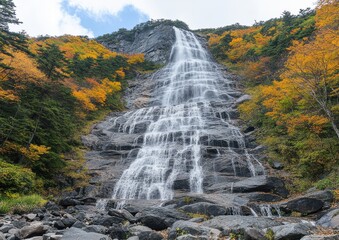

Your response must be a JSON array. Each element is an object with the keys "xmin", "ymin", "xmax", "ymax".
[
  {"xmin": 138, "ymin": 231, "xmax": 164, "ymax": 240},
  {"xmin": 280, "ymin": 197, "xmax": 324, "ymax": 215},
  {"xmin": 242, "ymin": 192, "xmax": 283, "ymax": 202},
  {"xmin": 228, "ymin": 176, "xmax": 288, "ymax": 198},
  {"xmin": 26, "ymin": 214, "xmax": 38, "ymax": 221},
  {"xmin": 202, "ymin": 216, "xmax": 281, "ymax": 234},
  {"xmin": 62, "ymin": 227, "xmax": 111, "ymax": 240},
  {"xmin": 317, "ymin": 208, "xmax": 339, "ymax": 228},
  {"xmin": 92, "ymin": 215, "xmax": 125, "ymax": 227},
  {"xmin": 108, "ymin": 209, "xmax": 137, "ymax": 223},
  {"xmin": 304, "ymin": 190, "xmax": 334, "ymax": 209},
  {"xmin": 168, "ymin": 220, "xmax": 220, "ymax": 240},
  {"xmin": 162, "ymin": 196, "xmax": 213, "ymax": 208},
  {"xmin": 108, "ymin": 225, "xmax": 129, "ymax": 239},
  {"xmin": 301, "ymin": 234, "xmax": 339, "ymax": 240},
  {"xmin": 0, "ymin": 232, "xmax": 5, "ymax": 240},
  {"xmin": 16, "ymin": 222, "xmax": 47, "ymax": 239},
  {"xmin": 83, "ymin": 225, "xmax": 108, "ymax": 234},
  {"xmin": 136, "ymin": 207, "xmax": 189, "ymax": 230},
  {"xmin": 244, "ymin": 228, "xmax": 266, "ymax": 240},
  {"xmin": 0, "ymin": 224, "xmax": 14, "ymax": 233},
  {"xmin": 179, "ymin": 202, "xmax": 227, "ymax": 217},
  {"xmin": 59, "ymin": 197, "xmax": 83, "ymax": 207},
  {"xmin": 270, "ymin": 222, "xmax": 314, "ymax": 240},
  {"xmin": 128, "ymin": 225, "xmax": 153, "ymax": 235}
]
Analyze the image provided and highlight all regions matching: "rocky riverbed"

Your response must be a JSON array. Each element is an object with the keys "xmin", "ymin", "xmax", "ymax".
[{"xmin": 0, "ymin": 188, "xmax": 338, "ymax": 239}]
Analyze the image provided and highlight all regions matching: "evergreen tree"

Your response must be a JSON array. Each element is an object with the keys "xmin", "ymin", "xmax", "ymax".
[
  {"xmin": 0, "ymin": 0, "xmax": 27, "ymax": 70},
  {"xmin": 36, "ymin": 43, "xmax": 68, "ymax": 80}
]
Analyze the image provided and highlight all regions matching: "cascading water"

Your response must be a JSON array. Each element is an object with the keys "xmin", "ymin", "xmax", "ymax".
[{"xmin": 110, "ymin": 27, "xmax": 265, "ymax": 202}]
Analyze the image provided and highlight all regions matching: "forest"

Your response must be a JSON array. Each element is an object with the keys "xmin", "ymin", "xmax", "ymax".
[
  {"xmin": 0, "ymin": 0, "xmax": 157, "ymax": 211},
  {"xmin": 198, "ymin": 0, "xmax": 338, "ymax": 191}
]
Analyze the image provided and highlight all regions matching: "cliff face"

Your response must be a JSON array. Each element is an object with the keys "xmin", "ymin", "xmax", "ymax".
[{"xmin": 96, "ymin": 20, "xmax": 190, "ymax": 64}]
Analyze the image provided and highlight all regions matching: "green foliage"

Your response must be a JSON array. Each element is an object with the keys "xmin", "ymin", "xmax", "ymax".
[
  {"xmin": 36, "ymin": 43, "xmax": 68, "ymax": 80},
  {"xmin": 315, "ymin": 172, "xmax": 339, "ymax": 190},
  {"xmin": 0, "ymin": 194, "xmax": 46, "ymax": 214},
  {"xmin": 0, "ymin": 160, "xmax": 38, "ymax": 194},
  {"xmin": 265, "ymin": 229, "xmax": 275, "ymax": 240}
]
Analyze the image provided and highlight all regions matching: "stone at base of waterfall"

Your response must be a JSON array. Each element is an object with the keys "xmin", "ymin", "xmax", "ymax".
[
  {"xmin": 317, "ymin": 208, "xmax": 339, "ymax": 228},
  {"xmin": 162, "ymin": 196, "xmax": 214, "ymax": 208},
  {"xmin": 108, "ymin": 225, "xmax": 130, "ymax": 239},
  {"xmin": 301, "ymin": 234, "xmax": 339, "ymax": 240},
  {"xmin": 92, "ymin": 215, "xmax": 126, "ymax": 227},
  {"xmin": 179, "ymin": 202, "xmax": 228, "ymax": 217},
  {"xmin": 62, "ymin": 227, "xmax": 111, "ymax": 240},
  {"xmin": 269, "ymin": 222, "xmax": 315, "ymax": 240},
  {"xmin": 83, "ymin": 225, "xmax": 108, "ymax": 234},
  {"xmin": 304, "ymin": 190, "xmax": 334, "ymax": 209},
  {"xmin": 241, "ymin": 192, "xmax": 283, "ymax": 202},
  {"xmin": 16, "ymin": 222, "xmax": 48, "ymax": 239},
  {"xmin": 136, "ymin": 207, "xmax": 189, "ymax": 230},
  {"xmin": 244, "ymin": 228, "xmax": 266, "ymax": 240},
  {"xmin": 202, "ymin": 215, "xmax": 281, "ymax": 234},
  {"xmin": 168, "ymin": 221, "xmax": 221, "ymax": 240},
  {"xmin": 206, "ymin": 176, "xmax": 289, "ymax": 198},
  {"xmin": 280, "ymin": 197, "xmax": 324, "ymax": 215},
  {"xmin": 108, "ymin": 209, "xmax": 137, "ymax": 223}
]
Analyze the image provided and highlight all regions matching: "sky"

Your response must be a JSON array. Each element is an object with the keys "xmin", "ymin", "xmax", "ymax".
[{"xmin": 10, "ymin": 0, "xmax": 316, "ymax": 38}]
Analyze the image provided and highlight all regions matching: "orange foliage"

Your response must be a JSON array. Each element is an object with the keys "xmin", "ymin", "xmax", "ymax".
[
  {"xmin": 72, "ymin": 78, "xmax": 121, "ymax": 111},
  {"xmin": 0, "ymin": 50, "xmax": 45, "ymax": 84}
]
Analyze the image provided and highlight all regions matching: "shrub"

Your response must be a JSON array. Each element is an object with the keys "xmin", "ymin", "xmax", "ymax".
[{"xmin": 0, "ymin": 160, "xmax": 38, "ymax": 194}]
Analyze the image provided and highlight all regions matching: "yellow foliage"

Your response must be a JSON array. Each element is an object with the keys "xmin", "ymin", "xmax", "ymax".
[
  {"xmin": 126, "ymin": 53, "xmax": 145, "ymax": 64},
  {"xmin": 0, "ymin": 50, "xmax": 45, "ymax": 84},
  {"xmin": 72, "ymin": 78, "xmax": 121, "ymax": 112},
  {"xmin": 31, "ymin": 35, "xmax": 119, "ymax": 60},
  {"xmin": 115, "ymin": 68, "xmax": 126, "ymax": 79}
]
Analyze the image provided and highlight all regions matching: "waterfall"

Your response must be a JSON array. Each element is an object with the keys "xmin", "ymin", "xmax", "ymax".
[{"xmin": 111, "ymin": 27, "xmax": 264, "ymax": 202}]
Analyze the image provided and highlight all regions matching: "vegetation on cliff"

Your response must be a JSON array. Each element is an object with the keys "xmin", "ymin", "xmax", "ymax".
[
  {"xmin": 200, "ymin": 0, "xmax": 338, "ymax": 191},
  {"xmin": 0, "ymin": 0, "xmax": 155, "ymax": 200}
]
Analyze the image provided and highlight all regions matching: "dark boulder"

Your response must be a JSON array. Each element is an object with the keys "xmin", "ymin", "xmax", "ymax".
[
  {"xmin": 136, "ymin": 207, "xmax": 189, "ymax": 230},
  {"xmin": 179, "ymin": 202, "xmax": 227, "ymax": 217},
  {"xmin": 280, "ymin": 197, "xmax": 324, "ymax": 215}
]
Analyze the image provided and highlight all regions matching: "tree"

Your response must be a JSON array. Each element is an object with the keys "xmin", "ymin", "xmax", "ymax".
[
  {"xmin": 36, "ymin": 43, "xmax": 68, "ymax": 80},
  {"xmin": 0, "ymin": 0, "xmax": 21, "ymax": 31},
  {"xmin": 0, "ymin": 0, "xmax": 28, "ymax": 70}
]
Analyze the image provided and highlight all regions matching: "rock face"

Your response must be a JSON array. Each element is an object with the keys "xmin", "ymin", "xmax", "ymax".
[{"xmin": 97, "ymin": 20, "xmax": 190, "ymax": 64}]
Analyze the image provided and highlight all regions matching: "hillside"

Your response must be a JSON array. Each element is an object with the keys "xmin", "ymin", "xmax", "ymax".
[
  {"xmin": 0, "ymin": 32, "xmax": 155, "ymax": 199},
  {"xmin": 197, "ymin": 0, "xmax": 338, "ymax": 191}
]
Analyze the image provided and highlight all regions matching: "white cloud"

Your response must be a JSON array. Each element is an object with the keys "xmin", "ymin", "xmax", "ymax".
[
  {"xmin": 67, "ymin": 0, "xmax": 316, "ymax": 29},
  {"xmin": 10, "ymin": 0, "xmax": 94, "ymax": 37},
  {"xmin": 10, "ymin": 0, "xmax": 316, "ymax": 37}
]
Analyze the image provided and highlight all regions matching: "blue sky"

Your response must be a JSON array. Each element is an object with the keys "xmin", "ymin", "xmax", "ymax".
[
  {"xmin": 61, "ymin": 1, "xmax": 149, "ymax": 36},
  {"xmin": 10, "ymin": 0, "xmax": 316, "ymax": 38}
]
